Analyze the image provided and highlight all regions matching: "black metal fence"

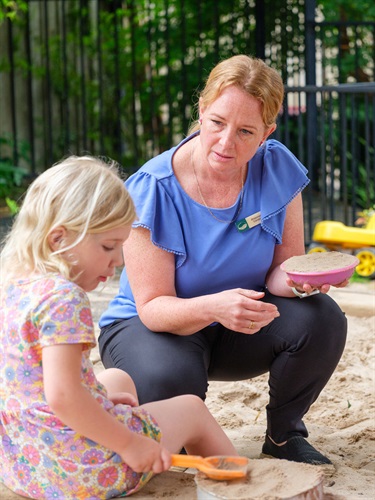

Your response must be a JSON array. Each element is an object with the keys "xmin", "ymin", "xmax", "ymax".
[
  {"xmin": 277, "ymin": 83, "xmax": 375, "ymax": 239},
  {"xmin": 0, "ymin": 1, "xmax": 374, "ymax": 243}
]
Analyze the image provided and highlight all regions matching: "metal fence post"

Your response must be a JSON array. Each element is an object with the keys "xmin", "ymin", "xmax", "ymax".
[{"xmin": 305, "ymin": 0, "xmax": 319, "ymax": 236}]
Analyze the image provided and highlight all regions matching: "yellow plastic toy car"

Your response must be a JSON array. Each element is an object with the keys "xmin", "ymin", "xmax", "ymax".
[{"xmin": 308, "ymin": 214, "xmax": 375, "ymax": 279}]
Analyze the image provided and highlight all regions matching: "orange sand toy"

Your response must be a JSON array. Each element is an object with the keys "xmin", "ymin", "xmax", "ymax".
[{"xmin": 171, "ymin": 454, "xmax": 248, "ymax": 481}]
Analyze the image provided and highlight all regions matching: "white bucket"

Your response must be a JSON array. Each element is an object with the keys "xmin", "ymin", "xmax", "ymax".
[{"xmin": 194, "ymin": 459, "xmax": 324, "ymax": 500}]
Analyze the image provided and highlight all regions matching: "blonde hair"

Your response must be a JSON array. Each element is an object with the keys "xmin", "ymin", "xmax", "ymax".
[
  {"xmin": 1, "ymin": 155, "xmax": 135, "ymax": 282},
  {"xmin": 189, "ymin": 55, "xmax": 284, "ymax": 134}
]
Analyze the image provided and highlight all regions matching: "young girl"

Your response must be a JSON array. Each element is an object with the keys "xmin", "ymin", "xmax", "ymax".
[{"xmin": 0, "ymin": 156, "xmax": 237, "ymax": 499}]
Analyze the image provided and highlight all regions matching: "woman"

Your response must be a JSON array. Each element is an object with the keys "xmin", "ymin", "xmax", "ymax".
[{"xmin": 99, "ymin": 55, "xmax": 347, "ymax": 466}]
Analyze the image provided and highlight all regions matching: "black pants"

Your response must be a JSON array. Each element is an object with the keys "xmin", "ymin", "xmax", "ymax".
[{"xmin": 99, "ymin": 292, "xmax": 347, "ymax": 443}]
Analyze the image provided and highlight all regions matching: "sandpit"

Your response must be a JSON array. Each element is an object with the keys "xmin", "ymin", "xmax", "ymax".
[{"xmin": 2, "ymin": 280, "xmax": 372, "ymax": 500}]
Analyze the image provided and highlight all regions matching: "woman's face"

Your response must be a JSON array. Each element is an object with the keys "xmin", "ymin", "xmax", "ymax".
[{"xmin": 199, "ymin": 85, "xmax": 276, "ymax": 174}]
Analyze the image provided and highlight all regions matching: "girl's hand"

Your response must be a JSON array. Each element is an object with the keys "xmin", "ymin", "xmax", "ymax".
[
  {"xmin": 120, "ymin": 432, "xmax": 171, "ymax": 474},
  {"xmin": 108, "ymin": 392, "xmax": 138, "ymax": 407}
]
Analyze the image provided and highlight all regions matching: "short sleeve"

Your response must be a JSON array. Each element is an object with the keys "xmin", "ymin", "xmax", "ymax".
[
  {"xmin": 126, "ymin": 171, "xmax": 187, "ymax": 268},
  {"xmin": 258, "ymin": 140, "xmax": 310, "ymax": 243},
  {"xmin": 33, "ymin": 279, "xmax": 96, "ymax": 350}
]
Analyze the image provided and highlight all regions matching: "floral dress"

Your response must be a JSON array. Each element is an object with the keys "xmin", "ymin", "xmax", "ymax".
[{"xmin": 0, "ymin": 275, "xmax": 161, "ymax": 499}]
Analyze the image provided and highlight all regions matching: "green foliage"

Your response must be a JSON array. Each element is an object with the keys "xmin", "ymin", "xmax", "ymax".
[
  {"xmin": 5, "ymin": 196, "xmax": 19, "ymax": 214},
  {"xmin": 0, "ymin": 136, "xmax": 29, "ymax": 204},
  {"xmin": 318, "ymin": 0, "xmax": 375, "ymax": 21},
  {"xmin": 0, "ymin": 0, "xmax": 27, "ymax": 23},
  {"xmin": 0, "ymin": 161, "xmax": 28, "ymax": 202},
  {"xmin": 0, "ymin": 0, "xmax": 373, "ymax": 183},
  {"xmin": 26, "ymin": 0, "xmax": 304, "ymax": 167},
  {"xmin": 317, "ymin": 0, "xmax": 375, "ymax": 83},
  {"xmin": 350, "ymin": 271, "xmax": 371, "ymax": 284},
  {"xmin": 356, "ymin": 205, "xmax": 375, "ymax": 226}
]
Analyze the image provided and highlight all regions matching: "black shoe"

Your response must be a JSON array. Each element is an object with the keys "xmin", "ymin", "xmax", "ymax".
[{"xmin": 261, "ymin": 435, "xmax": 332, "ymax": 466}]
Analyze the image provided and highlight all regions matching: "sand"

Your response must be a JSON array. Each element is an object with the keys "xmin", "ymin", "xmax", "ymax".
[
  {"xmin": 281, "ymin": 252, "xmax": 359, "ymax": 273},
  {"xmin": 200, "ymin": 312, "xmax": 375, "ymax": 499},
  {"xmin": 1, "ymin": 280, "xmax": 374, "ymax": 499},
  {"xmin": 96, "ymin": 280, "xmax": 375, "ymax": 499}
]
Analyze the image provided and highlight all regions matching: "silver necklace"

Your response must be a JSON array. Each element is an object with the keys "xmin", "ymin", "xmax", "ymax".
[{"xmin": 191, "ymin": 148, "xmax": 244, "ymax": 224}]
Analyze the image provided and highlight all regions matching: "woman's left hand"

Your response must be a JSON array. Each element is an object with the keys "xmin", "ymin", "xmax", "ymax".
[{"xmin": 286, "ymin": 277, "xmax": 350, "ymax": 296}]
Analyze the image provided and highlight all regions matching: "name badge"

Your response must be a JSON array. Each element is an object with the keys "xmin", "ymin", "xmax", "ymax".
[{"xmin": 235, "ymin": 211, "xmax": 261, "ymax": 233}]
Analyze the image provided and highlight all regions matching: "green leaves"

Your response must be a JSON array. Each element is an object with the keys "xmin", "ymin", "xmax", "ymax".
[{"xmin": 0, "ymin": 0, "xmax": 27, "ymax": 24}]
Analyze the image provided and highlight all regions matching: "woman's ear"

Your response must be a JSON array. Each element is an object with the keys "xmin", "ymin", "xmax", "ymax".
[
  {"xmin": 263, "ymin": 124, "xmax": 277, "ymax": 142},
  {"xmin": 47, "ymin": 227, "xmax": 67, "ymax": 251},
  {"xmin": 198, "ymin": 97, "xmax": 206, "ymax": 120}
]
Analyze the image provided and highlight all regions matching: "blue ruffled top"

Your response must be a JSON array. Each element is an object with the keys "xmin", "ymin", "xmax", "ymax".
[{"xmin": 99, "ymin": 134, "xmax": 309, "ymax": 326}]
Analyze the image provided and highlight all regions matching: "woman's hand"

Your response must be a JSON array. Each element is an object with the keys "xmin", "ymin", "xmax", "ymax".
[
  {"xmin": 286, "ymin": 277, "xmax": 350, "ymax": 296},
  {"xmin": 332, "ymin": 278, "xmax": 350, "ymax": 288},
  {"xmin": 213, "ymin": 288, "xmax": 280, "ymax": 334}
]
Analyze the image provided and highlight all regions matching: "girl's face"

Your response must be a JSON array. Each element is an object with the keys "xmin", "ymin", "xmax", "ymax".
[
  {"xmin": 199, "ymin": 85, "xmax": 276, "ymax": 174},
  {"xmin": 64, "ymin": 226, "xmax": 130, "ymax": 292}
]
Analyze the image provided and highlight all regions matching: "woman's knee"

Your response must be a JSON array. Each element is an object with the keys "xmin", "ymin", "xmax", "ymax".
[
  {"xmin": 296, "ymin": 295, "xmax": 347, "ymax": 368},
  {"xmin": 99, "ymin": 320, "xmax": 209, "ymax": 401},
  {"xmin": 97, "ymin": 367, "xmax": 137, "ymax": 396},
  {"xmin": 267, "ymin": 293, "xmax": 347, "ymax": 360},
  {"xmin": 102, "ymin": 343, "xmax": 208, "ymax": 402},
  {"xmin": 306, "ymin": 294, "xmax": 347, "ymax": 345},
  {"xmin": 145, "ymin": 362, "xmax": 208, "ymax": 401}
]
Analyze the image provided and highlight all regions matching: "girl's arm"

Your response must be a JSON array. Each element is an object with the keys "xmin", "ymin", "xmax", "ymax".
[{"xmin": 42, "ymin": 343, "xmax": 169, "ymax": 473}]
